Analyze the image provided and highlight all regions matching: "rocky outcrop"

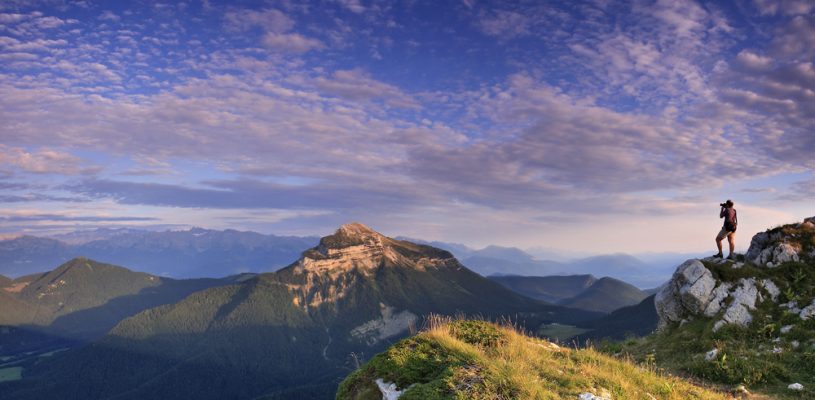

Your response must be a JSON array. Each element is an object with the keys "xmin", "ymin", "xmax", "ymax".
[
  {"xmin": 655, "ymin": 260, "xmax": 715, "ymax": 328},
  {"xmin": 655, "ymin": 261, "xmax": 780, "ymax": 331},
  {"xmin": 745, "ymin": 217, "xmax": 813, "ymax": 266},
  {"xmin": 753, "ymin": 242, "xmax": 800, "ymax": 267}
]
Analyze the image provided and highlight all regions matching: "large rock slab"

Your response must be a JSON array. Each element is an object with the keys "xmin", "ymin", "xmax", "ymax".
[
  {"xmin": 655, "ymin": 260, "xmax": 716, "ymax": 328},
  {"xmin": 713, "ymin": 278, "xmax": 759, "ymax": 331}
]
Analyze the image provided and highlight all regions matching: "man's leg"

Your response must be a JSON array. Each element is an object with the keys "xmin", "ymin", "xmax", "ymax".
[
  {"xmin": 727, "ymin": 232, "xmax": 736, "ymax": 258},
  {"xmin": 715, "ymin": 230, "xmax": 724, "ymax": 257}
]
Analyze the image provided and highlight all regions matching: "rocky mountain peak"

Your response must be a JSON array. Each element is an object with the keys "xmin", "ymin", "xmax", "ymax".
[
  {"xmin": 337, "ymin": 222, "xmax": 378, "ymax": 238},
  {"xmin": 322, "ymin": 222, "xmax": 384, "ymax": 247},
  {"xmin": 312, "ymin": 223, "xmax": 390, "ymax": 254},
  {"xmin": 290, "ymin": 223, "xmax": 453, "ymax": 276}
]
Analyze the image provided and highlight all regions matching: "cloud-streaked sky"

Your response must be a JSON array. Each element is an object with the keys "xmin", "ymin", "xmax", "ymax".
[{"xmin": 1, "ymin": 0, "xmax": 813, "ymax": 254}]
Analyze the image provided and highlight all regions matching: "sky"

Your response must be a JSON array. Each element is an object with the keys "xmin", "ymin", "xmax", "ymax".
[{"xmin": 0, "ymin": 0, "xmax": 813, "ymax": 255}]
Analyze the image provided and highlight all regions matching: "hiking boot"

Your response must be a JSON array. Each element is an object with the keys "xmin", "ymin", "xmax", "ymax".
[
  {"xmin": 727, "ymin": 254, "xmax": 736, "ymax": 260},
  {"xmin": 712, "ymin": 253, "xmax": 723, "ymax": 258}
]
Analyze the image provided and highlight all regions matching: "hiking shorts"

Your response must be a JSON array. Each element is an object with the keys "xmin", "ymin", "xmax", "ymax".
[{"xmin": 717, "ymin": 228, "xmax": 735, "ymax": 241}]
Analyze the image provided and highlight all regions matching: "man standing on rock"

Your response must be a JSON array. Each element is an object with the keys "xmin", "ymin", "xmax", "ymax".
[{"xmin": 715, "ymin": 200, "xmax": 738, "ymax": 259}]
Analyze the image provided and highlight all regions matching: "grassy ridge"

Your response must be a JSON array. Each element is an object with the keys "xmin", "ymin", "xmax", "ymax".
[{"xmin": 338, "ymin": 319, "xmax": 726, "ymax": 399}]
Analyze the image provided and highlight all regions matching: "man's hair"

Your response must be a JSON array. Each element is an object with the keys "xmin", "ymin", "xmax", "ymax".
[{"xmin": 726, "ymin": 200, "xmax": 734, "ymax": 208}]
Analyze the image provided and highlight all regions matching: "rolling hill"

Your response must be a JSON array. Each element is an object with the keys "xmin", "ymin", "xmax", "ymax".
[
  {"xmin": 0, "ymin": 258, "xmax": 236, "ymax": 360},
  {"xmin": 558, "ymin": 276, "xmax": 649, "ymax": 313},
  {"xmin": 490, "ymin": 274, "xmax": 648, "ymax": 313},
  {"xmin": 488, "ymin": 274, "xmax": 597, "ymax": 303}
]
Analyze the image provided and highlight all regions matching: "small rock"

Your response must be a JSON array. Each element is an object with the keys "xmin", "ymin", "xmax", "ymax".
[
  {"xmin": 705, "ymin": 348, "xmax": 719, "ymax": 361},
  {"xmin": 772, "ymin": 346, "xmax": 783, "ymax": 354},
  {"xmin": 733, "ymin": 384, "xmax": 750, "ymax": 395},
  {"xmin": 800, "ymin": 301, "xmax": 815, "ymax": 320},
  {"xmin": 760, "ymin": 279, "xmax": 780, "ymax": 302},
  {"xmin": 578, "ymin": 393, "xmax": 610, "ymax": 400},
  {"xmin": 780, "ymin": 325, "xmax": 794, "ymax": 334},
  {"xmin": 792, "ymin": 340, "xmax": 800, "ymax": 349},
  {"xmin": 772, "ymin": 337, "xmax": 781, "ymax": 343},
  {"xmin": 713, "ymin": 320, "xmax": 726, "ymax": 332},
  {"xmin": 731, "ymin": 262, "xmax": 744, "ymax": 269},
  {"xmin": 788, "ymin": 383, "xmax": 804, "ymax": 391},
  {"xmin": 375, "ymin": 379, "xmax": 404, "ymax": 400}
]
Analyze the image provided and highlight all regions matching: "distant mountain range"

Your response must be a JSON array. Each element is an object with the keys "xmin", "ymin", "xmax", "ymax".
[
  {"xmin": 400, "ymin": 237, "xmax": 687, "ymax": 288},
  {"xmin": 1, "ymin": 228, "xmax": 696, "ymax": 286},
  {"xmin": 1, "ymin": 223, "xmax": 600, "ymax": 400},
  {"xmin": 0, "ymin": 228, "xmax": 318, "ymax": 278},
  {"xmin": 489, "ymin": 275, "xmax": 649, "ymax": 313}
]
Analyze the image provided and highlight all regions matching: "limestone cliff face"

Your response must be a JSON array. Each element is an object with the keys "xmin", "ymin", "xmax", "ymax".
[
  {"xmin": 276, "ymin": 223, "xmax": 460, "ymax": 311},
  {"xmin": 655, "ymin": 216, "xmax": 814, "ymax": 331},
  {"xmin": 293, "ymin": 222, "xmax": 456, "ymax": 276}
]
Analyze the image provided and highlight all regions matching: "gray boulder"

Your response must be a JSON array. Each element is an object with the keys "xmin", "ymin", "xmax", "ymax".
[{"xmin": 655, "ymin": 260, "xmax": 716, "ymax": 328}]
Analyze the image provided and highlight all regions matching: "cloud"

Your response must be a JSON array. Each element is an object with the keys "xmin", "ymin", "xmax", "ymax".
[
  {"xmin": 262, "ymin": 32, "xmax": 324, "ymax": 53},
  {"xmin": 735, "ymin": 50, "xmax": 773, "ymax": 71},
  {"xmin": 713, "ymin": 15, "xmax": 815, "ymax": 170},
  {"xmin": 778, "ymin": 176, "xmax": 815, "ymax": 201},
  {"xmin": 98, "ymin": 10, "xmax": 120, "ymax": 22},
  {"xmin": 476, "ymin": 10, "xmax": 531, "ymax": 39},
  {"xmin": 753, "ymin": 0, "xmax": 815, "ymax": 16},
  {"xmin": 66, "ymin": 178, "xmax": 431, "ymax": 211},
  {"xmin": 224, "ymin": 8, "xmax": 324, "ymax": 53},
  {"xmin": 337, "ymin": 0, "xmax": 366, "ymax": 14},
  {"xmin": 224, "ymin": 9, "xmax": 293, "ymax": 33},
  {"xmin": 312, "ymin": 69, "xmax": 419, "ymax": 108},
  {"xmin": 0, "ymin": 145, "xmax": 98, "ymax": 175},
  {"xmin": 0, "ymin": 213, "xmax": 156, "ymax": 222}
]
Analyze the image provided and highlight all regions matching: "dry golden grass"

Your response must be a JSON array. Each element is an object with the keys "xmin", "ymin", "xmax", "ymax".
[{"xmin": 339, "ymin": 317, "xmax": 731, "ymax": 400}]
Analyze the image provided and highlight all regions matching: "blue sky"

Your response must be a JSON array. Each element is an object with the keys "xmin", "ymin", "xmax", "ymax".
[{"xmin": 0, "ymin": 0, "xmax": 813, "ymax": 254}]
